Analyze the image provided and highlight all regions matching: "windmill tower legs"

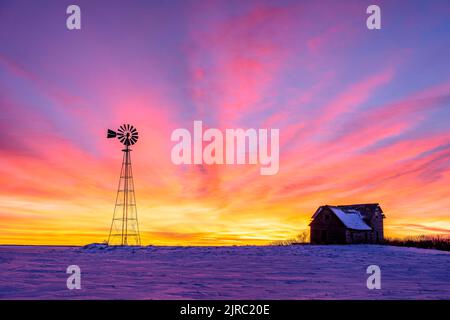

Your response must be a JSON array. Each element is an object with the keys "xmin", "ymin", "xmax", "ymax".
[{"xmin": 108, "ymin": 145, "xmax": 141, "ymax": 246}]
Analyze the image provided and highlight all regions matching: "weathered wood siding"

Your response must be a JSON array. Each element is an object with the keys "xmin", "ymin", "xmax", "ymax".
[
  {"xmin": 310, "ymin": 208, "xmax": 347, "ymax": 244},
  {"xmin": 368, "ymin": 206, "xmax": 384, "ymax": 243}
]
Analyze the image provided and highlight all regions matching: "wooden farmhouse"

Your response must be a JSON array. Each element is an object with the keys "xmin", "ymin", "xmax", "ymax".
[{"xmin": 309, "ymin": 204, "xmax": 385, "ymax": 244}]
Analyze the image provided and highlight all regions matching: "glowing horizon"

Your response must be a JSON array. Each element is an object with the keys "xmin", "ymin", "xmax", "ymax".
[{"xmin": 1, "ymin": 0, "xmax": 450, "ymax": 245}]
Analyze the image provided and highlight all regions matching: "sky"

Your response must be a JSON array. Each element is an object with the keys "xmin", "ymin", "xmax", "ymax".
[{"xmin": 0, "ymin": 0, "xmax": 450, "ymax": 245}]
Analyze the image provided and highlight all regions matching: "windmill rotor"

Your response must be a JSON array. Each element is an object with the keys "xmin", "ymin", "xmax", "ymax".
[{"xmin": 107, "ymin": 124, "xmax": 139, "ymax": 146}]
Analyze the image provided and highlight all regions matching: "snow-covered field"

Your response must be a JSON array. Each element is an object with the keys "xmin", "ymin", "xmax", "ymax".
[{"xmin": 0, "ymin": 245, "xmax": 449, "ymax": 299}]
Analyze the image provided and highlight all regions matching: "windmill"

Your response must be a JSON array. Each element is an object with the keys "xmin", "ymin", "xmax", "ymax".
[{"xmin": 106, "ymin": 124, "xmax": 141, "ymax": 246}]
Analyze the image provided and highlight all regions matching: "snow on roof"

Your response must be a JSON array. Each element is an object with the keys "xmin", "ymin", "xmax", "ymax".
[{"xmin": 329, "ymin": 207, "xmax": 372, "ymax": 231}]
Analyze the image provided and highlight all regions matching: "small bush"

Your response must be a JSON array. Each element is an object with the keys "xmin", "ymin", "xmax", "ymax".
[{"xmin": 271, "ymin": 230, "xmax": 310, "ymax": 246}]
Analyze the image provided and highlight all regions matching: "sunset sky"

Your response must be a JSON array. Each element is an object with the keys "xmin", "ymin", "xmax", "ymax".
[{"xmin": 1, "ymin": 0, "xmax": 450, "ymax": 245}]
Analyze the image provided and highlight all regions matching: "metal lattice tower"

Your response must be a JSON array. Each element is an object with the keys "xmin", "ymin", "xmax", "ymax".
[{"xmin": 106, "ymin": 124, "xmax": 141, "ymax": 246}]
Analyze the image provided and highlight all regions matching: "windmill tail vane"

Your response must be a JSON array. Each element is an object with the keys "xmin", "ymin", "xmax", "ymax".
[{"xmin": 106, "ymin": 124, "xmax": 141, "ymax": 246}]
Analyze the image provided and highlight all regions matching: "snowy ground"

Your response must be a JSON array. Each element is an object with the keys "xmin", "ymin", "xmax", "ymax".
[{"xmin": 0, "ymin": 245, "xmax": 449, "ymax": 299}]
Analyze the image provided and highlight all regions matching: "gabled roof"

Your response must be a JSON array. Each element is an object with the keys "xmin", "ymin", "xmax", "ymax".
[
  {"xmin": 311, "ymin": 203, "xmax": 382, "ymax": 219},
  {"xmin": 310, "ymin": 204, "xmax": 381, "ymax": 231},
  {"xmin": 329, "ymin": 207, "xmax": 372, "ymax": 231}
]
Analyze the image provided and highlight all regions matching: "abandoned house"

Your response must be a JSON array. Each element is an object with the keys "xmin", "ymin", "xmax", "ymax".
[{"xmin": 309, "ymin": 203, "xmax": 385, "ymax": 244}]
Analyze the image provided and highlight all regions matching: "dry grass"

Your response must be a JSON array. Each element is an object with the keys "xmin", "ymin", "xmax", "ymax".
[
  {"xmin": 272, "ymin": 232, "xmax": 450, "ymax": 251},
  {"xmin": 384, "ymin": 235, "xmax": 450, "ymax": 251}
]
